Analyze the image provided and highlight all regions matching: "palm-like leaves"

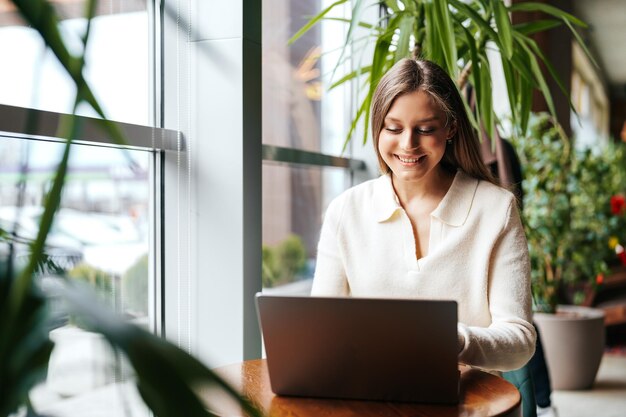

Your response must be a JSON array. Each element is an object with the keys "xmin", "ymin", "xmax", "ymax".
[
  {"xmin": 0, "ymin": 260, "xmax": 54, "ymax": 417},
  {"xmin": 290, "ymin": 0, "xmax": 596, "ymax": 149},
  {"xmin": 51, "ymin": 280, "xmax": 263, "ymax": 417}
]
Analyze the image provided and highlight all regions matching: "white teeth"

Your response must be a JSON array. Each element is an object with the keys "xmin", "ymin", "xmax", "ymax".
[{"xmin": 397, "ymin": 155, "xmax": 423, "ymax": 163}]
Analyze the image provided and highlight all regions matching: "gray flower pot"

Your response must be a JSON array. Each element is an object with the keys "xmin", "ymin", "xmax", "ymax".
[{"xmin": 534, "ymin": 305, "xmax": 605, "ymax": 390}]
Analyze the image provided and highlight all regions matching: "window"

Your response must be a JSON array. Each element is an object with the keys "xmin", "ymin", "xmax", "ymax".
[
  {"xmin": 571, "ymin": 42, "xmax": 609, "ymax": 149},
  {"xmin": 0, "ymin": 1, "xmax": 173, "ymax": 415},
  {"xmin": 0, "ymin": 137, "xmax": 152, "ymax": 415},
  {"xmin": 262, "ymin": 163, "xmax": 351, "ymax": 293},
  {"xmin": 261, "ymin": 0, "xmax": 368, "ymax": 293},
  {"xmin": 0, "ymin": 0, "xmax": 149, "ymax": 124},
  {"xmin": 2, "ymin": 0, "xmax": 376, "ymax": 391}
]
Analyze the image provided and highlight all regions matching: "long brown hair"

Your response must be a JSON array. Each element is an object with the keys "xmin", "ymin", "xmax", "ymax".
[{"xmin": 371, "ymin": 58, "xmax": 495, "ymax": 184}]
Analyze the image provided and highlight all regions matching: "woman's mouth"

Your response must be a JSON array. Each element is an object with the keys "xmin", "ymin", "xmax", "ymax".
[{"xmin": 395, "ymin": 154, "xmax": 426, "ymax": 164}]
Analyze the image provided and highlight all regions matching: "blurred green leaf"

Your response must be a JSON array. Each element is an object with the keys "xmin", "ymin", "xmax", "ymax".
[
  {"xmin": 518, "ymin": 55, "xmax": 532, "ymax": 135},
  {"xmin": 500, "ymin": 54, "xmax": 518, "ymax": 130},
  {"xmin": 508, "ymin": 2, "xmax": 587, "ymax": 27},
  {"xmin": 330, "ymin": 65, "xmax": 372, "ymax": 90},
  {"xmin": 493, "ymin": 0, "xmax": 513, "ymax": 59},
  {"xmin": 564, "ymin": 19, "xmax": 600, "ymax": 69},
  {"xmin": 449, "ymin": 0, "xmax": 500, "ymax": 47},
  {"xmin": 525, "ymin": 45, "xmax": 557, "ymax": 119},
  {"xmin": 432, "ymin": 0, "xmax": 458, "ymax": 76},
  {"xmin": 458, "ymin": 21, "xmax": 482, "ymax": 125},
  {"xmin": 383, "ymin": 0, "xmax": 401, "ymax": 13},
  {"xmin": 52, "ymin": 280, "xmax": 263, "ymax": 417},
  {"xmin": 321, "ymin": 16, "xmax": 379, "ymax": 31},
  {"xmin": 478, "ymin": 56, "xmax": 494, "ymax": 140},
  {"xmin": 515, "ymin": 33, "xmax": 578, "ymax": 119},
  {"xmin": 360, "ymin": 25, "xmax": 394, "ymax": 146},
  {"xmin": 394, "ymin": 14, "xmax": 414, "ymax": 63},
  {"xmin": 289, "ymin": 0, "xmax": 349, "ymax": 45},
  {"xmin": 513, "ymin": 19, "xmax": 562, "ymax": 36}
]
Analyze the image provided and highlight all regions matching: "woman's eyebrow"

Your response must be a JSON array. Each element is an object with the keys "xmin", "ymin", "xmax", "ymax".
[{"xmin": 384, "ymin": 116, "xmax": 440, "ymax": 123}]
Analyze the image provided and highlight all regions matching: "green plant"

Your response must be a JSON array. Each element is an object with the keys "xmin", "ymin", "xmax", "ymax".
[
  {"xmin": 262, "ymin": 245, "xmax": 278, "ymax": 287},
  {"xmin": 568, "ymin": 145, "xmax": 626, "ymax": 295},
  {"xmin": 122, "ymin": 254, "xmax": 149, "ymax": 317},
  {"xmin": 512, "ymin": 113, "xmax": 626, "ymax": 313},
  {"xmin": 292, "ymin": 0, "xmax": 595, "ymax": 149},
  {"xmin": 262, "ymin": 234, "xmax": 307, "ymax": 288},
  {"xmin": 0, "ymin": 1, "xmax": 263, "ymax": 416},
  {"xmin": 66, "ymin": 262, "xmax": 115, "ymax": 326},
  {"xmin": 68, "ymin": 262, "xmax": 113, "ymax": 302}
]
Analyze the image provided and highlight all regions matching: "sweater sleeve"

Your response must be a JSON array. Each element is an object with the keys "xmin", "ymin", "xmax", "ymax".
[
  {"xmin": 311, "ymin": 196, "xmax": 350, "ymax": 296},
  {"xmin": 457, "ymin": 199, "xmax": 536, "ymax": 371}
]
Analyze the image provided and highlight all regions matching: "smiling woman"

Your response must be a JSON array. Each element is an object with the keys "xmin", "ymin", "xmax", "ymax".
[
  {"xmin": 371, "ymin": 60, "xmax": 494, "ymax": 185},
  {"xmin": 376, "ymin": 90, "xmax": 454, "ymax": 260},
  {"xmin": 377, "ymin": 90, "xmax": 451, "ymax": 185},
  {"xmin": 311, "ymin": 58, "xmax": 537, "ymax": 373}
]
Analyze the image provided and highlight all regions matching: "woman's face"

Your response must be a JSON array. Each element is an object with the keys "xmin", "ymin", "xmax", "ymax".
[{"xmin": 377, "ymin": 90, "xmax": 453, "ymax": 184}]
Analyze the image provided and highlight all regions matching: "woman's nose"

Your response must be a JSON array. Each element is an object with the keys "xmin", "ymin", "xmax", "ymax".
[{"xmin": 400, "ymin": 129, "xmax": 419, "ymax": 150}]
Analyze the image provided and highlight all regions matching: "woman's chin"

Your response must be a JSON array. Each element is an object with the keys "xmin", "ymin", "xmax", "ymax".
[{"xmin": 391, "ymin": 169, "xmax": 429, "ymax": 183}]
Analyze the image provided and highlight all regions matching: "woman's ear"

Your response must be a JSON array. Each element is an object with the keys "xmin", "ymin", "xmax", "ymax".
[{"xmin": 447, "ymin": 121, "xmax": 457, "ymax": 139}]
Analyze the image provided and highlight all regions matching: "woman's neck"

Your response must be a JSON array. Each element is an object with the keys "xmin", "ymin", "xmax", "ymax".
[{"xmin": 391, "ymin": 167, "xmax": 455, "ymax": 206}]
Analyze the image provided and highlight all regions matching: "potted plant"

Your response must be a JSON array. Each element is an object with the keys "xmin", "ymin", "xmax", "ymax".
[
  {"xmin": 512, "ymin": 113, "xmax": 626, "ymax": 390},
  {"xmin": 291, "ymin": 0, "xmax": 595, "ymax": 149}
]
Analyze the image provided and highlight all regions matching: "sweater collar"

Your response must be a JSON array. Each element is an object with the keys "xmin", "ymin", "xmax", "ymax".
[
  {"xmin": 373, "ymin": 171, "xmax": 479, "ymax": 226},
  {"xmin": 431, "ymin": 171, "xmax": 479, "ymax": 226},
  {"xmin": 373, "ymin": 174, "xmax": 402, "ymax": 222}
]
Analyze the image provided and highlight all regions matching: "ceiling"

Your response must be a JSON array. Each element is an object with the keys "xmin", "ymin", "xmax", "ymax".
[{"xmin": 574, "ymin": 0, "xmax": 626, "ymax": 91}]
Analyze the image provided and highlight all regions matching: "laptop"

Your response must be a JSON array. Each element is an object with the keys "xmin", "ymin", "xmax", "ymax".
[{"xmin": 255, "ymin": 294, "xmax": 459, "ymax": 404}]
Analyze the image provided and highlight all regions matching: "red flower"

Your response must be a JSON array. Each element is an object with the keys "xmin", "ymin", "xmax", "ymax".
[
  {"xmin": 596, "ymin": 273, "xmax": 604, "ymax": 285},
  {"xmin": 611, "ymin": 194, "xmax": 626, "ymax": 215}
]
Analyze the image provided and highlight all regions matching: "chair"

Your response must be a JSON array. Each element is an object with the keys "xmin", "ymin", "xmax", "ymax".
[{"xmin": 503, "ymin": 365, "xmax": 538, "ymax": 417}]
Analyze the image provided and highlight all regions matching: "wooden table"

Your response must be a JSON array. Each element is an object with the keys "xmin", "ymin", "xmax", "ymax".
[{"xmin": 202, "ymin": 359, "xmax": 521, "ymax": 417}]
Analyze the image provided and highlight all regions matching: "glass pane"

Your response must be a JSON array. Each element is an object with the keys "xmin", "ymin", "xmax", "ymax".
[
  {"xmin": 262, "ymin": 162, "xmax": 350, "ymax": 294},
  {"xmin": 262, "ymin": 0, "xmax": 350, "ymax": 157},
  {"xmin": 0, "ymin": 137, "xmax": 151, "ymax": 416},
  {"xmin": 0, "ymin": 0, "xmax": 149, "ymax": 125}
]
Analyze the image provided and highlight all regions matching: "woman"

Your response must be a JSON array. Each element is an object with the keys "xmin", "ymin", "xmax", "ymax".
[{"xmin": 311, "ymin": 58, "xmax": 536, "ymax": 372}]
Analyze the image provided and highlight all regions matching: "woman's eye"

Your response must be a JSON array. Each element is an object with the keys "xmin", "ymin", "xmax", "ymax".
[
  {"xmin": 385, "ymin": 127, "xmax": 401, "ymax": 133},
  {"xmin": 416, "ymin": 128, "xmax": 436, "ymax": 135}
]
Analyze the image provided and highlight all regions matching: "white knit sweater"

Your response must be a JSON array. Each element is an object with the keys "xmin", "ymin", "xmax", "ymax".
[{"xmin": 311, "ymin": 171, "xmax": 536, "ymax": 371}]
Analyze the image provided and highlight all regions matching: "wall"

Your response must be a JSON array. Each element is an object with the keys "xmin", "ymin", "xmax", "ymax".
[{"xmin": 162, "ymin": 0, "xmax": 262, "ymax": 366}]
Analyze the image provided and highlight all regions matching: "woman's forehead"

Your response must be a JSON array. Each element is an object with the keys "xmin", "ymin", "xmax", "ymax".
[{"xmin": 385, "ymin": 90, "xmax": 445, "ymax": 121}]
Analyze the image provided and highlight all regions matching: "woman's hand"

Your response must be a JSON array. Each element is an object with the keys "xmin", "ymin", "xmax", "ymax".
[{"xmin": 458, "ymin": 331, "xmax": 466, "ymax": 353}]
